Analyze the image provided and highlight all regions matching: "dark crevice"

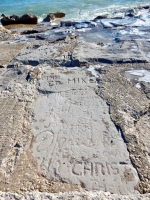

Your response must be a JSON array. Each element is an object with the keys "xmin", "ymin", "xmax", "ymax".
[
  {"xmin": 37, "ymin": 89, "xmax": 55, "ymax": 94},
  {"xmin": 119, "ymin": 161, "xmax": 128, "ymax": 165},
  {"xmin": 14, "ymin": 143, "xmax": 21, "ymax": 148},
  {"xmin": 26, "ymin": 72, "xmax": 30, "ymax": 82}
]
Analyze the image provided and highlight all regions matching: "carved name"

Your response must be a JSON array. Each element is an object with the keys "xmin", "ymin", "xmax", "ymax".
[
  {"xmin": 72, "ymin": 161, "xmax": 111, "ymax": 176},
  {"xmin": 45, "ymin": 76, "xmax": 96, "ymax": 84}
]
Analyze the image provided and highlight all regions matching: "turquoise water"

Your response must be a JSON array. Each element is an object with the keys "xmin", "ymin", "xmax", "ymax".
[{"xmin": 0, "ymin": 0, "xmax": 150, "ymax": 20}]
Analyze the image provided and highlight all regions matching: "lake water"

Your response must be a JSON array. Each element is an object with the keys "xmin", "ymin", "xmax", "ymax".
[{"xmin": 0, "ymin": 0, "xmax": 149, "ymax": 20}]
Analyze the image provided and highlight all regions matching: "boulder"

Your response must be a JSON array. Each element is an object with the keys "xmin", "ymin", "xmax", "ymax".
[
  {"xmin": 137, "ymin": 5, "xmax": 150, "ymax": 9},
  {"xmin": 125, "ymin": 9, "xmax": 136, "ymax": 17},
  {"xmin": 93, "ymin": 14, "xmax": 108, "ymax": 21},
  {"xmin": 43, "ymin": 12, "xmax": 65, "ymax": 22},
  {"xmin": 1, "ymin": 13, "xmax": 38, "ymax": 26}
]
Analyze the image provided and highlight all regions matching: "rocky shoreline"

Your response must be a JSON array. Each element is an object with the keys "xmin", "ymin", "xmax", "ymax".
[{"xmin": 0, "ymin": 5, "xmax": 150, "ymax": 199}]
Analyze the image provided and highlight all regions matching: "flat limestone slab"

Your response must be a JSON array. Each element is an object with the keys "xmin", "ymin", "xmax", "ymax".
[
  {"xmin": 0, "ymin": 43, "xmax": 25, "ymax": 67},
  {"xmin": 32, "ymin": 67, "xmax": 139, "ymax": 194}
]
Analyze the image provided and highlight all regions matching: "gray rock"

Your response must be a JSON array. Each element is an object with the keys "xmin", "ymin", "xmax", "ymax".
[
  {"xmin": 94, "ymin": 15, "xmax": 108, "ymax": 21},
  {"xmin": 100, "ymin": 18, "xmax": 136, "ymax": 28},
  {"xmin": 43, "ymin": 12, "xmax": 65, "ymax": 22},
  {"xmin": 125, "ymin": 9, "xmax": 136, "ymax": 17},
  {"xmin": 1, "ymin": 13, "xmax": 38, "ymax": 25}
]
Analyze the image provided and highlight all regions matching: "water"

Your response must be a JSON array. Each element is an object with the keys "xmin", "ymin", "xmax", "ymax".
[{"xmin": 0, "ymin": 0, "xmax": 149, "ymax": 21}]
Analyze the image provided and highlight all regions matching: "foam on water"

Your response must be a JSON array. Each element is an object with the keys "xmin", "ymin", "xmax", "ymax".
[{"xmin": 0, "ymin": 0, "xmax": 150, "ymax": 21}]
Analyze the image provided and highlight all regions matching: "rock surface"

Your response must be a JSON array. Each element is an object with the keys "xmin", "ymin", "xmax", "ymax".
[
  {"xmin": 0, "ymin": 5, "xmax": 150, "ymax": 199},
  {"xmin": 0, "ymin": 191, "xmax": 150, "ymax": 200},
  {"xmin": 1, "ymin": 13, "xmax": 38, "ymax": 26},
  {"xmin": 0, "ymin": 43, "xmax": 26, "ymax": 67},
  {"xmin": 33, "ymin": 67, "xmax": 139, "ymax": 194}
]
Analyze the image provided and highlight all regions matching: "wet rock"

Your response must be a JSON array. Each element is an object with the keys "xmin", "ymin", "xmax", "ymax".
[
  {"xmin": 61, "ymin": 20, "xmax": 95, "ymax": 29},
  {"xmin": 93, "ymin": 14, "xmax": 108, "ymax": 21},
  {"xmin": 75, "ymin": 23, "xmax": 90, "ymax": 29},
  {"xmin": 137, "ymin": 5, "xmax": 150, "ymax": 10},
  {"xmin": 1, "ymin": 13, "xmax": 38, "ymax": 26},
  {"xmin": 100, "ymin": 19, "xmax": 114, "ymax": 28},
  {"xmin": 43, "ymin": 12, "xmax": 65, "ymax": 22},
  {"xmin": 20, "ymin": 13, "xmax": 38, "ymax": 23},
  {"xmin": 100, "ymin": 18, "xmax": 136, "ymax": 28},
  {"xmin": 60, "ymin": 20, "xmax": 79, "ymax": 27},
  {"xmin": 125, "ymin": 9, "xmax": 136, "ymax": 17},
  {"xmin": 111, "ymin": 16, "xmax": 123, "ymax": 19},
  {"xmin": 36, "ymin": 29, "xmax": 72, "ymax": 42}
]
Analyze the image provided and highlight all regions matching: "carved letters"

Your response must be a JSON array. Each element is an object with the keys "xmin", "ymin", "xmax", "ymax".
[
  {"xmin": 72, "ymin": 161, "xmax": 111, "ymax": 176},
  {"xmin": 46, "ymin": 74, "xmax": 95, "ymax": 85}
]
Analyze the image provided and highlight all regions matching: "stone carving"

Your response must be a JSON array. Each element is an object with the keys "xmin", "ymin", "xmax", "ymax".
[{"xmin": 32, "ymin": 67, "xmax": 139, "ymax": 194}]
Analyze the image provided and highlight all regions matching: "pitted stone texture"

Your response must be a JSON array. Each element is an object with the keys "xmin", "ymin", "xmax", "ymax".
[
  {"xmin": 0, "ymin": 98, "xmax": 25, "ymax": 166},
  {"xmin": 135, "ymin": 113, "xmax": 150, "ymax": 164},
  {"xmin": 0, "ymin": 44, "xmax": 26, "ymax": 67},
  {"xmin": 0, "ymin": 191, "xmax": 150, "ymax": 200},
  {"xmin": 32, "ymin": 67, "xmax": 139, "ymax": 194},
  {"xmin": 96, "ymin": 64, "xmax": 150, "ymax": 193},
  {"xmin": 73, "ymin": 40, "xmax": 149, "ymax": 64}
]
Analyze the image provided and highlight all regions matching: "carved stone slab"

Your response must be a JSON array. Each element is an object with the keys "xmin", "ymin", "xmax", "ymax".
[{"xmin": 32, "ymin": 67, "xmax": 139, "ymax": 194}]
